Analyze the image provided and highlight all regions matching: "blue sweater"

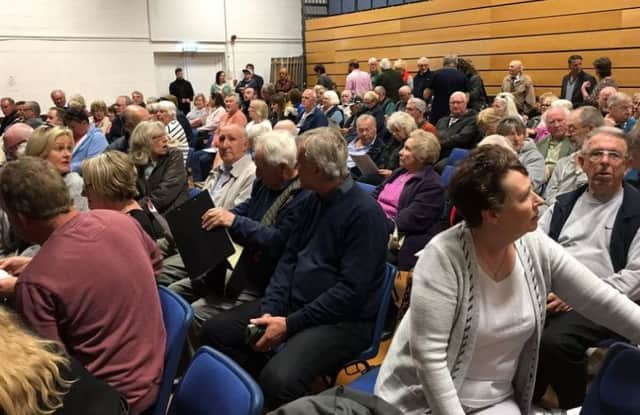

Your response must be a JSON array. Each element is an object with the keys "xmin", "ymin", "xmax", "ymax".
[{"xmin": 260, "ymin": 178, "xmax": 389, "ymax": 336}]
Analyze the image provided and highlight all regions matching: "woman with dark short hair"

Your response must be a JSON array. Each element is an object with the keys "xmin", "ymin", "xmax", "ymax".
[{"xmin": 375, "ymin": 145, "xmax": 640, "ymax": 415}]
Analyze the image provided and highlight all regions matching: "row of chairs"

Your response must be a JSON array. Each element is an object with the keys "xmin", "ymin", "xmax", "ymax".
[{"xmin": 155, "ymin": 262, "xmax": 397, "ymax": 415}]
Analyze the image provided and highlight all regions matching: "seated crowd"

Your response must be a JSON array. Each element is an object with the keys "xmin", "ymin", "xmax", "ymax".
[{"xmin": 0, "ymin": 52, "xmax": 639, "ymax": 415}]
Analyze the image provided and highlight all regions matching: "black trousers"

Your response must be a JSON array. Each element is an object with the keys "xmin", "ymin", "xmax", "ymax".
[
  {"xmin": 533, "ymin": 310, "xmax": 624, "ymax": 409},
  {"xmin": 199, "ymin": 300, "xmax": 373, "ymax": 408}
]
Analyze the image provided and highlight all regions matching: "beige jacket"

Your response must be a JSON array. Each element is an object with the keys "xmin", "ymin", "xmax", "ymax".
[{"xmin": 204, "ymin": 153, "xmax": 256, "ymax": 209}]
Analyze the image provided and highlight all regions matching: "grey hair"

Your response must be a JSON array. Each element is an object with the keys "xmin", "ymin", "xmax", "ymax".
[
  {"xmin": 323, "ymin": 90, "xmax": 340, "ymax": 106},
  {"xmin": 368, "ymin": 57, "xmax": 378, "ymax": 64},
  {"xmin": 575, "ymin": 106, "xmax": 605, "ymax": 129},
  {"xmin": 356, "ymin": 114, "xmax": 376, "ymax": 129},
  {"xmin": 254, "ymin": 130, "xmax": 297, "ymax": 169},
  {"xmin": 543, "ymin": 106, "xmax": 570, "ymax": 124},
  {"xmin": 581, "ymin": 126, "xmax": 629, "ymax": 154},
  {"xmin": 274, "ymin": 120, "xmax": 297, "ymax": 136},
  {"xmin": 407, "ymin": 130, "xmax": 440, "ymax": 165},
  {"xmin": 154, "ymin": 100, "xmax": 177, "ymax": 117},
  {"xmin": 374, "ymin": 85, "xmax": 387, "ymax": 96},
  {"xmin": 408, "ymin": 97, "xmax": 427, "ymax": 113},
  {"xmin": 607, "ymin": 92, "xmax": 632, "ymax": 110},
  {"xmin": 387, "ymin": 111, "xmax": 417, "ymax": 137},
  {"xmin": 550, "ymin": 99, "xmax": 573, "ymax": 111},
  {"xmin": 380, "ymin": 58, "xmax": 392, "ymax": 70},
  {"xmin": 129, "ymin": 120, "xmax": 166, "ymax": 165},
  {"xmin": 298, "ymin": 127, "xmax": 349, "ymax": 180},
  {"xmin": 226, "ymin": 93, "xmax": 241, "ymax": 104},
  {"xmin": 478, "ymin": 134, "xmax": 517, "ymax": 154},
  {"xmin": 443, "ymin": 54, "xmax": 458, "ymax": 67}
]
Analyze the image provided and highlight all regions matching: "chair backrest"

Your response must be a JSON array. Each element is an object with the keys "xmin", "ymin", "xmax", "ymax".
[
  {"xmin": 441, "ymin": 165, "xmax": 455, "ymax": 188},
  {"xmin": 447, "ymin": 147, "xmax": 469, "ymax": 167},
  {"xmin": 355, "ymin": 263, "xmax": 397, "ymax": 362},
  {"xmin": 356, "ymin": 181, "xmax": 376, "ymax": 194},
  {"xmin": 581, "ymin": 342, "xmax": 640, "ymax": 415},
  {"xmin": 168, "ymin": 346, "xmax": 264, "ymax": 415},
  {"xmin": 152, "ymin": 286, "xmax": 194, "ymax": 415}
]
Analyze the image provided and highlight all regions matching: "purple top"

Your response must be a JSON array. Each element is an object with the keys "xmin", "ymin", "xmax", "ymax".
[{"xmin": 377, "ymin": 171, "xmax": 414, "ymax": 219}]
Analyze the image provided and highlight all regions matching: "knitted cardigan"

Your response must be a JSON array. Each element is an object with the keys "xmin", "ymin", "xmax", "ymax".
[{"xmin": 375, "ymin": 223, "xmax": 640, "ymax": 415}]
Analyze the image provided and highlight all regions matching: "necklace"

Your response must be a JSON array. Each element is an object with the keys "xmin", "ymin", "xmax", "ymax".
[{"xmin": 477, "ymin": 245, "xmax": 512, "ymax": 281}]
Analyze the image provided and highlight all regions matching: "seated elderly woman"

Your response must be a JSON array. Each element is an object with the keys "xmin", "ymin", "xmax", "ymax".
[
  {"xmin": 26, "ymin": 125, "xmax": 88, "ymax": 211},
  {"xmin": 82, "ymin": 151, "xmax": 163, "ymax": 240},
  {"xmin": 246, "ymin": 99, "xmax": 272, "ymax": 147},
  {"xmin": 368, "ymin": 111, "xmax": 418, "ymax": 183},
  {"xmin": 322, "ymin": 90, "xmax": 344, "ymax": 128},
  {"xmin": 150, "ymin": 100, "xmax": 189, "ymax": 163},
  {"xmin": 129, "ymin": 120, "xmax": 189, "ymax": 215},
  {"xmin": 372, "ymin": 129, "xmax": 445, "ymax": 271},
  {"xmin": 187, "ymin": 93, "xmax": 209, "ymax": 128},
  {"xmin": 374, "ymin": 144, "xmax": 640, "ymax": 415}
]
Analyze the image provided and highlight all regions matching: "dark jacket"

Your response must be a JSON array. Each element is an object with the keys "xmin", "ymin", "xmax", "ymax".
[
  {"xmin": 297, "ymin": 106, "xmax": 329, "ymax": 134},
  {"xmin": 560, "ymin": 70, "xmax": 597, "ymax": 108},
  {"xmin": 375, "ymin": 69, "xmax": 404, "ymax": 102},
  {"xmin": 373, "ymin": 166, "xmax": 445, "ymax": 270},
  {"xmin": 0, "ymin": 110, "xmax": 18, "ymax": 136},
  {"xmin": 107, "ymin": 133, "xmax": 130, "ymax": 153},
  {"xmin": 107, "ymin": 116, "xmax": 124, "ymax": 143},
  {"xmin": 435, "ymin": 109, "xmax": 480, "ymax": 158},
  {"xmin": 136, "ymin": 149, "xmax": 189, "ymax": 215},
  {"xmin": 549, "ymin": 183, "xmax": 640, "ymax": 273},
  {"xmin": 260, "ymin": 178, "xmax": 389, "ymax": 336},
  {"xmin": 169, "ymin": 78, "xmax": 195, "ymax": 114},
  {"xmin": 467, "ymin": 74, "xmax": 488, "ymax": 112},
  {"xmin": 349, "ymin": 137, "xmax": 384, "ymax": 179},
  {"xmin": 426, "ymin": 67, "xmax": 468, "ymax": 123},
  {"xmin": 345, "ymin": 104, "xmax": 386, "ymax": 143},
  {"xmin": 412, "ymin": 69, "xmax": 433, "ymax": 100}
]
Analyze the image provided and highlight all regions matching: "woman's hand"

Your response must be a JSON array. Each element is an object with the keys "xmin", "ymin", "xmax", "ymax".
[{"xmin": 0, "ymin": 256, "xmax": 32, "ymax": 276}]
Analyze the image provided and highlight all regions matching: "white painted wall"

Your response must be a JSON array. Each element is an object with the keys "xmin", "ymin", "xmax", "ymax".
[{"xmin": 0, "ymin": 0, "xmax": 302, "ymax": 115}]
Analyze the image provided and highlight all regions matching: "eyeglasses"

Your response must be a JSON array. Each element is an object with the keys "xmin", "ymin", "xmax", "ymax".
[{"xmin": 585, "ymin": 149, "xmax": 628, "ymax": 163}]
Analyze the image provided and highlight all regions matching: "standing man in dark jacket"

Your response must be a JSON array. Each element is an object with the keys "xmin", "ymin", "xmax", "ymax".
[
  {"xmin": 169, "ymin": 67, "xmax": 195, "ymax": 115},
  {"xmin": 560, "ymin": 54, "xmax": 597, "ymax": 108},
  {"xmin": 245, "ymin": 64, "xmax": 264, "ymax": 96},
  {"xmin": 412, "ymin": 57, "xmax": 432, "ymax": 101},
  {"xmin": 424, "ymin": 55, "xmax": 468, "ymax": 124},
  {"xmin": 200, "ymin": 127, "xmax": 389, "ymax": 409}
]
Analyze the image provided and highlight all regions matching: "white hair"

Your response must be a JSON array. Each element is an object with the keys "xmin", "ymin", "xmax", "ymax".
[
  {"xmin": 478, "ymin": 134, "xmax": 516, "ymax": 154},
  {"xmin": 380, "ymin": 58, "xmax": 392, "ymax": 70},
  {"xmin": 273, "ymin": 120, "xmax": 297, "ymax": 136},
  {"xmin": 323, "ymin": 90, "xmax": 340, "ymax": 106},
  {"xmin": 550, "ymin": 99, "xmax": 573, "ymax": 111},
  {"xmin": 298, "ymin": 127, "xmax": 348, "ymax": 180},
  {"xmin": 254, "ymin": 130, "xmax": 297, "ymax": 169},
  {"xmin": 154, "ymin": 100, "xmax": 177, "ymax": 117},
  {"xmin": 368, "ymin": 57, "xmax": 378, "ymax": 64}
]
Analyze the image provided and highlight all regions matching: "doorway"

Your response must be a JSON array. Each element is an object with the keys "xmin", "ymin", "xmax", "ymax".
[{"xmin": 154, "ymin": 52, "xmax": 225, "ymax": 98}]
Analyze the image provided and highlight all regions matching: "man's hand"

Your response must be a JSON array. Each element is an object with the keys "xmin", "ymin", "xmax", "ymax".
[
  {"xmin": 0, "ymin": 256, "xmax": 31, "ymax": 276},
  {"xmin": 250, "ymin": 314, "xmax": 287, "ymax": 353},
  {"xmin": 377, "ymin": 169, "xmax": 392, "ymax": 178},
  {"xmin": 201, "ymin": 207, "xmax": 235, "ymax": 230},
  {"xmin": 546, "ymin": 292, "xmax": 572, "ymax": 314},
  {"xmin": 0, "ymin": 275, "xmax": 17, "ymax": 297}
]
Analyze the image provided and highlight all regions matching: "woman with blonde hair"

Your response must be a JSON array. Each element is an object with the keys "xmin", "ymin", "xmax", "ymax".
[
  {"xmin": 90, "ymin": 100, "xmax": 111, "ymax": 135},
  {"xmin": 82, "ymin": 151, "xmax": 163, "ymax": 239},
  {"xmin": 187, "ymin": 93, "xmax": 209, "ymax": 128},
  {"xmin": 26, "ymin": 125, "xmax": 88, "ymax": 211},
  {"xmin": 129, "ymin": 120, "xmax": 189, "ymax": 215},
  {"xmin": 246, "ymin": 99, "xmax": 272, "ymax": 147},
  {"xmin": 477, "ymin": 107, "xmax": 501, "ymax": 137},
  {"xmin": 493, "ymin": 92, "xmax": 520, "ymax": 118},
  {"xmin": 0, "ymin": 307, "xmax": 127, "ymax": 415}
]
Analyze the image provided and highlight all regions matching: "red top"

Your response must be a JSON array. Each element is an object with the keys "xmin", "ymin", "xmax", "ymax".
[{"xmin": 16, "ymin": 210, "xmax": 166, "ymax": 413}]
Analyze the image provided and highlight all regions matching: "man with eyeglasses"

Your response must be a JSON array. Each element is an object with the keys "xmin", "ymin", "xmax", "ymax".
[{"xmin": 535, "ymin": 126, "xmax": 640, "ymax": 410}]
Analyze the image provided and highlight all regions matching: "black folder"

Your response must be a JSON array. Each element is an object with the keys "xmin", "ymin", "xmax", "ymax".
[{"xmin": 165, "ymin": 190, "xmax": 235, "ymax": 278}]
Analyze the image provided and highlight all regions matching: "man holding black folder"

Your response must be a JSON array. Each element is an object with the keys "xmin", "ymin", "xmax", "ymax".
[
  {"xmin": 168, "ymin": 130, "xmax": 308, "ymax": 332},
  {"xmin": 200, "ymin": 127, "xmax": 389, "ymax": 409}
]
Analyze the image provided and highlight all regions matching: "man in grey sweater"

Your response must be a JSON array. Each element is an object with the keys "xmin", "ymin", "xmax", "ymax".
[{"xmin": 535, "ymin": 126, "xmax": 640, "ymax": 409}]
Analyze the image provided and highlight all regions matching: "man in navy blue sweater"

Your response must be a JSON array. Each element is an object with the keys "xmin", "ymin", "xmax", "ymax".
[{"xmin": 200, "ymin": 127, "xmax": 389, "ymax": 408}]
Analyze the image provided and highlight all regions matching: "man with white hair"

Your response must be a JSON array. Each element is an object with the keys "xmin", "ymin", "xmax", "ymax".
[
  {"xmin": 396, "ymin": 85, "xmax": 412, "ymax": 112},
  {"xmin": 348, "ymin": 114, "xmax": 383, "ymax": 178},
  {"xmin": 296, "ymin": 89, "xmax": 328, "ymax": 134},
  {"xmin": 374, "ymin": 85, "xmax": 395, "ymax": 116},
  {"xmin": 50, "ymin": 89, "xmax": 67, "ymax": 108},
  {"xmin": 606, "ymin": 91, "xmax": 636, "ymax": 132},
  {"xmin": 435, "ymin": 92, "xmax": 479, "ymax": 164},
  {"xmin": 405, "ymin": 97, "xmax": 437, "ymax": 135},
  {"xmin": 501, "ymin": 60, "xmax": 536, "ymax": 115},
  {"xmin": 2, "ymin": 123, "xmax": 32, "ymax": 162},
  {"xmin": 536, "ymin": 106, "xmax": 574, "ymax": 180},
  {"xmin": 374, "ymin": 58, "xmax": 403, "ymax": 102},
  {"xmin": 597, "ymin": 86, "xmax": 618, "ymax": 117},
  {"xmin": 200, "ymin": 127, "xmax": 389, "ymax": 408},
  {"xmin": 412, "ymin": 57, "xmax": 432, "ymax": 100},
  {"xmin": 368, "ymin": 57, "xmax": 381, "ymax": 86},
  {"xmin": 168, "ymin": 130, "xmax": 310, "ymax": 331}
]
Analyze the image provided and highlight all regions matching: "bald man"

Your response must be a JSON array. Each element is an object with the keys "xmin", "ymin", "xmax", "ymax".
[
  {"xmin": 501, "ymin": 60, "xmax": 536, "ymax": 115},
  {"xmin": 3, "ymin": 123, "xmax": 33, "ymax": 162},
  {"xmin": 107, "ymin": 105, "xmax": 151, "ymax": 153}
]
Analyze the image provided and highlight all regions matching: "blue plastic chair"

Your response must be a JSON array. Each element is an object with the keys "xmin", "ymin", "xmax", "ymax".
[
  {"xmin": 580, "ymin": 342, "xmax": 640, "ymax": 415},
  {"xmin": 356, "ymin": 181, "xmax": 377, "ymax": 194},
  {"xmin": 167, "ymin": 346, "xmax": 264, "ymax": 415},
  {"xmin": 188, "ymin": 187, "xmax": 202, "ymax": 199},
  {"xmin": 344, "ymin": 263, "xmax": 397, "ymax": 371},
  {"xmin": 152, "ymin": 286, "xmax": 194, "ymax": 415},
  {"xmin": 447, "ymin": 147, "xmax": 469, "ymax": 166},
  {"xmin": 348, "ymin": 366, "xmax": 380, "ymax": 394},
  {"xmin": 441, "ymin": 165, "xmax": 455, "ymax": 188}
]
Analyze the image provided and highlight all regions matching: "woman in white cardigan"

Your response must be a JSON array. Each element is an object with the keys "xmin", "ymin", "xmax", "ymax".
[{"xmin": 374, "ymin": 145, "xmax": 640, "ymax": 415}]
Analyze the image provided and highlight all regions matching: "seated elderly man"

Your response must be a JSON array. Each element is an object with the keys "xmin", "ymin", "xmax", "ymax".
[
  {"xmin": 606, "ymin": 91, "xmax": 636, "ymax": 133},
  {"xmin": 168, "ymin": 130, "xmax": 309, "ymax": 330},
  {"xmin": 396, "ymin": 85, "xmax": 412, "ymax": 112},
  {"xmin": 200, "ymin": 127, "xmax": 389, "ymax": 408},
  {"xmin": 17, "ymin": 101, "xmax": 44, "ymax": 128},
  {"xmin": 2, "ymin": 122, "xmax": 32, "ymax": 162},
  {"xmin": 0, "ymin": 157, "xmax": 165, "ymax": 414},
  {"xmin": 296, "ymin": 89, "xmax": 328, "ymax": 135},
  {"xmin": 435, "ymin": 91, "xmax": 479, "ymax": 166},
  {"xmin": 62, "ymin": 108, "xmax": 108, "ymax": 172},
  {"xmin": 347, "ymin": 114, "xmax": 383, "ymax": 178},
  {"xmin": 534, "ymin": 127, "xmax": 640, "ymax": 409},
  {"xmin": 536, "ymin": 106, "xmax": 574, "ymax": 180},
  {"xmin": 544, "ymin": 106, "xmax": 604, "ymax": 209},
  {"xmin": 107, "ymin": 104, "xmax": 152, "ymax": 153},
  {"xmin": 345, "ymin": 91, "xmax": 386, "ymax": 143}
]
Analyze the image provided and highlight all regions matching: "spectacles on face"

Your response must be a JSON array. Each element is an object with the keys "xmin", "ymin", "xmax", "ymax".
[{"xmin": 585, "ymin": 149, "xmax": 628, "ymax": 163}]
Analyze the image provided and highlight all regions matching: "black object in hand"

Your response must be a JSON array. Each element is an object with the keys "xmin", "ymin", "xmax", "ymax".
[{"xmin": 245, "ymin": 323, "xmax": 266, "ymax": 345}]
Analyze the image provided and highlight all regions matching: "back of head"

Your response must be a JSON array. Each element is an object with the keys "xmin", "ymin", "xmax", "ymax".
[
  {"xmin": 62, "ymin": 107, "xmax": 89, "ymax": 125},
  {"xmin": 442, "ymin": 54, "xmax": 458, "ymax": 67},
  {"xmin": 0, "ymin": 156, "xmax": 72, "ymax": 220},
  {"xmin": 380, "ymin": 58, "xmax": 392, "ymax": 70},
  {"xmin": 576, "ymin": 106, "xmax": 605, "ymax": 129},
  {"xmin": 478, "ymin": 134, "xmax": 517, "ymax": 154},
  {"xmin": 123, "ymin": 104, "xmax": 151, "ymax": 133},
  {"xmin": 3, "ymin": 123, "xmax": 33, "ymax": 151},
  {"xmin": 274, "ymin": 120, "xmax": 297, "ymax": 136},
  {"xmin": 254, "ymin": 130, "xmax": 297, "ymax": 169},
  {"xmin": 298, "ymin": 127, "xmax": 348, "ymax": 180},
  {"xmin": 82, "ymin": 151, "xmax": 139, "ymax": 202}
]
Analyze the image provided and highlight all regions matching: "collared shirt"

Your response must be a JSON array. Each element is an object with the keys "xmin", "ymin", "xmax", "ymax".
[
  {"xmin": 564, "ymin": 76, "xmax": 577, "ymax": 100},
  {"xmin": 209, "ymin": 165, "xmax": 232, "ymax": 201},
  {"xmin": 346, "ymin": 69, "xmax": 373, "ymax": 98},
  {"xmin": 347, "ymin": 138, "xmax": 375, "ymax": 169}
]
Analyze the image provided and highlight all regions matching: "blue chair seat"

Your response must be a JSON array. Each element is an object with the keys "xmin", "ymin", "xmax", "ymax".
[{"xmin": 348, "ymin": 366, "xmax": 380, "ymax": 394}]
